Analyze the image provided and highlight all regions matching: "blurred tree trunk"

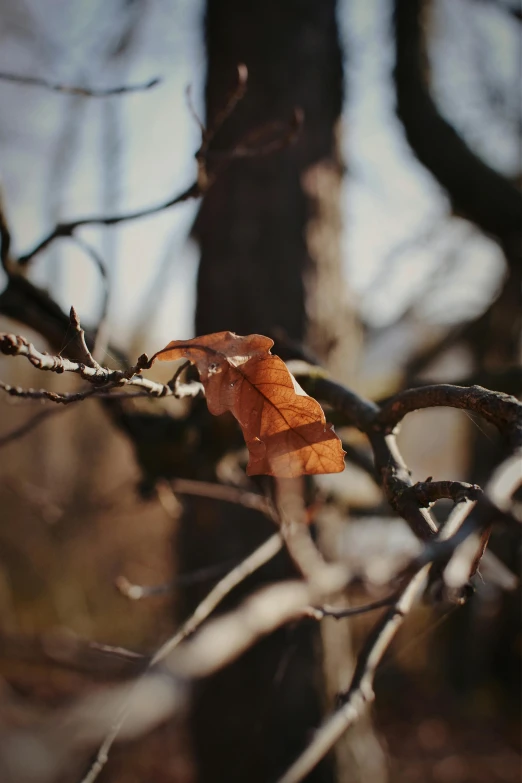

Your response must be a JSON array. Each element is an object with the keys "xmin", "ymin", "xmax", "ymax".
[
  {"xmin": 194, "ymin": 0, "xmax": 360, "ymax": 382},
  {"xmin": 394, "ymin": 0, "xmax": 522, "ymax": 375},
  {"xmin": 175, "ymin": 2, "xmax": 379, "ymax": 783}
]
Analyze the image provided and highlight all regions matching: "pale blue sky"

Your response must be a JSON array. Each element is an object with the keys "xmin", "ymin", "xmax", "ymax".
[{"xmin": 0, "ymin": 0, "xmax": 517, "ymax": 360}]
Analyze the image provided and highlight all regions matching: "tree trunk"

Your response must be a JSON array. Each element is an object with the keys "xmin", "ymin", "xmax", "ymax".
[
  {"xmin": 195, "ymin": 0, "xmax": 359, "ymax": 379},
  {"xmin": 175, "ymin": 2, "xmax": 376, "ymax": 782}
]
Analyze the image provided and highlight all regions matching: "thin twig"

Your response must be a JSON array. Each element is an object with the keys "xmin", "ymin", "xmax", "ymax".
[
  {"xmin": 487, "ymin": 450, "xmax": 522, "ymax": 515},
  {"xmin": 298, "ymin": 373, "xmax": 438, "ymax": 539},
  {"xmin": 185, "ymin": 84, "xmax": 205, "ymax": 135},
  {"xmin": 304, "ymin": 594, "xmax": 398, "ymax": 620},
  {"xmin": 414, "ymin": 498, "xmax": 480, "ymax": 572},
  {"xmin": 299, "ymin": 371, "xmax": 522, "ymax": 541},
  {"xmin": 0, "ymin": 332, "xmax": 132, "ymax": 380},
  {"xmin": 0, "ymin": 406, "xmax": 65, "ymax": 448},
  {"xmin": 0, "ymin": 330, "xmax": 206, "ymax": 402},
  {"xmin": 276, "ymin": 565, "xmax": 431, "ymax": 783},
  {"xmin": 68, "ymin": 306, "xmax": 103, "ymax": 369},
  {"xmin": 0, "ymin": 631, "xmax": 145, "ymax": 680},
  {"xmin": 201, "ymin": 63, "xmax": 248, "ymax": 151},
  {"xmin": 0, "ymin": 379, "xmax": 107, "ymax": 404},
  {"xmin": 168, "ymin": 579, "xmax": 317, "ymax": 680},
  {"xmin": 170, "ymin": 477, "xmax": 278, "ymax": 521},
  {"xmin": 276, "ymin": 477, "xmax": 347, "ymax": 593},
  {"xmin": 68, "ymin": 238, "xmax": 110, "ymax": 333},
  {"xmin": 116, "ymin": 559, "xmax": 240, "ymax": 600},
  {"xmin": 276, "ymin": 498, "xmax": 478, "ymax": 783},
  {"xmin": 79, "ymin": 530, "xmax": 283, "ymax": 783},
  {"xmin": 152, "ymin": 531, "xmax": 283, "ymax": 664},
  {"xmin": 17, "ymin": 63, "xmax": 301, "ymax": 269},
  {"xmin": 117, "ymin": 475, "xmax": 281, "ymax": 602},
  {"xmin": 19, "ymin": 64, "xmax": 249, "ymax": 267},
  {"xmin": 207, "ymin": 108, "xmax": 304, "ymax": 160},
  {"xmin": 167, "ymin": 360, "xmax": 191, "ymax": 393},
  {"xmin": 0, "ymin": 71, "xmax": 161, "ymax": 96},
  {"xmin": 18, "ymin": 181, "xmax": 201, "ymax": 265}
]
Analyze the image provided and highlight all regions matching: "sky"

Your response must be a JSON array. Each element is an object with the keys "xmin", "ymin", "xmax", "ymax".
[{"xmin": 0, "ymin": 0, "xmax": 518, "ymax": 360}]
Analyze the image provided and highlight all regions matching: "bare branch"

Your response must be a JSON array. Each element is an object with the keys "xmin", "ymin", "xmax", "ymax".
[
  {"xmin": 404, "ymin": 478, "xmax": 482, "ymax": 507},
  {"xmin": 17, "ymin": 181, "xmax": 201, "ymax": 265},
  {"xmin": 0, "ymin": 71, "xmax": 161, "ymax": 96},
  {"xmin": 487, "ymin": 450, "xmax": 522, "ymax": 516},
  {"xmin": 0, "ymin": 379, "xmax": 107, "ymax": 404},
  {"xmin": 74, "ymin": 673, "xmax": 183, "ymax": 783},
  {"xmin": 305, "ymin": 595, "xmax": 397, "ymax": 621},
  {"xmin": 79, "ymin": 577, "xmax": 324, "ymax": 783},
  {"xmin": 0, "ymin": 631, "xmax": 145, "ymax": 681},
  {"xmin": 29, "ymin": 467, "xmax": 515, "ymax": 783},
  {"xmin": 117, "ymin": 478, "xmax": 280, "ymax": 600},
  {"xmin": 298, "ymin": 373, "xmax": 439, "ymax": 539},
  {"xmin": 276, "ymin": 478, "xmax": 347, "ymax": 591},
  {"xmin": 0, "ymin": 406, "xmax": 64, "ymax": 448},
  {"xmin": 276, "ymin": 565, "xmax": 431, "ymax": 783},
  {"xmin": 153, "ymin": 532, "xmax": 284, "ymax": 664},
  {"xmin": 169, "ymin": 580, "xmax": 317, "ymax": 680},
  {"xmin": 393, "ymin": 0, "xmax": 522, "ymax": 243},
  {"xmin": 68, "ymin": 239, "xmax": 110, "ymax": 331},
  {"xmin": 201, "ymin": 63, "xmax": 248, "ymax": 151},
  {"xmin": 80, "ymin": 529, "xmax": 283, "ymax": 783},
  {"xmin": 416, "ymin": 497, "xmax": 479, "ymax": 570},
  {"xmin": 68, "ymin": 306, "xmax": 102, "ymax": 369},
  {"xmin": 207, "ymin": 107, "xmax": 304, "ymax": 160},
  {"xmin": 0, "ymin": 330, "xmax": 206, "ymax": 402},
  {"xmin": 170, "ymin": 477, "xmax": 278, "ymax": 521},
  {"xmin": 166, "ymin": 359, "xmax": 190, "ymax": 393},
  {"xmin": 6, "ymin": 441, "xmax": 517, "ymax": 783},
  {"xmin": 409, "ymin": 465, "xmax": 520, "ymax": 600},
  {"xmin": 376, "ymin": 384, "xmax": 522, "ymax": 446},
  {"xmin": 370, "ymin": 432, "xmax": 439, "ymax": 539},
  {"xmin": 18, "ymin": 62, "xmax": 241, "ymax": 267},
  {"xmin": 276, "ymin": 497, "xmax": 479, "ymax": 783},
  {"xmin": 0, "ymin": 332, "xmax": 120, "ymax": 380},
  {"xmin": 16, "ymin": 63, "xmax": 300, "ymax": 269},
  {"xmin": 116, "ymin": 559, "xmax": 242, "ymax": 600}
]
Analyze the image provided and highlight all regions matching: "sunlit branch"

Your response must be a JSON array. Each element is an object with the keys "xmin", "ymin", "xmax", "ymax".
[
  {"xmin": 404, "ymin": 478, "xmax": 482, "ymax": 507},
  {"xmin": 80, "ymin": 530, "xmax": 284, "ymax": 783},
  {"xmin": 276, "ymin": 497, "xmax": 480, "ymax": 783}
]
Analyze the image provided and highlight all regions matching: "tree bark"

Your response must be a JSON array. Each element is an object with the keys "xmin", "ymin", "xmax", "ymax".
[{"xmin": 179, "ymin": 2, "xmax": 374, "ymax": 782}]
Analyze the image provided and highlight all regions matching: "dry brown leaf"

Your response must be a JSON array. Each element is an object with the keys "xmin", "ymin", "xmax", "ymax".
[{"xmin": 151, "ymin": 332, "xmax": 345, "ymax": 478}]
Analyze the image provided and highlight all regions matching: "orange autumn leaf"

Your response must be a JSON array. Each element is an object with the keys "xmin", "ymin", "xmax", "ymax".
[{"xmin": 151, "ymin": 332, "xmax": 345, "ymax": 478}]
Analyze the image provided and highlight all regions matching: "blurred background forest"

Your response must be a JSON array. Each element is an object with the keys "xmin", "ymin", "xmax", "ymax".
[{"xmin": 0, "ymin": 1, "xmax": 520, "ymax": 782}]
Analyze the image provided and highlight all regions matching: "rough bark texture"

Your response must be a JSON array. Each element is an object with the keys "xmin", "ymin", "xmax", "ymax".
[
  {"xmin": 195, "ymin": 0, "xmax": 349, "ymax": 355},
  {"xmin": 181, "ymin": 2, "xmax": 368, "ymax": 781}
]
